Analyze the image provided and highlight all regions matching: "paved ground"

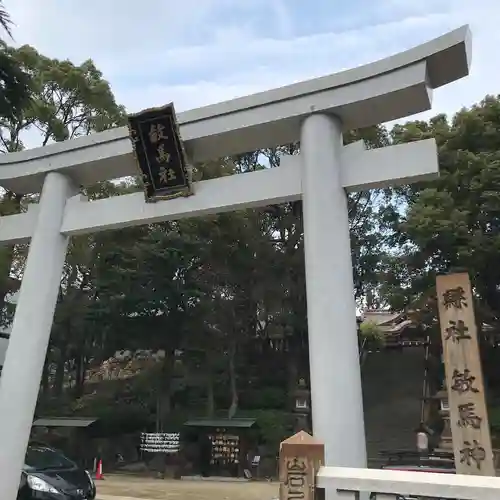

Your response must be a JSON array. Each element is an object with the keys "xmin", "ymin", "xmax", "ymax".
[{"xmin": 97, "ymin": 475, "xmax": 279, "ymax": 500}]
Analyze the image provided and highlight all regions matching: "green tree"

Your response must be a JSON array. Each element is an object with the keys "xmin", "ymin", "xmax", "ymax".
[
  {"xmin": 376, "ymin": 95, "xmax": 500, "ymax": 394},
  {"xmin": 0, "ymin": 45, "xmax": 126, "ymax": 322},
  {"xmin": 0, "ymin": 44, "xmax": 126, "ymax": 154},
  {"xmin": 382, "ymin": 96, "xmax": 500, "ymax": 321},
  {"xmin": 0, "ymin": 1, "xmax": 13, "ymax": 36},
  {"xmin": 0, "ymin": 46, "xmax": 127, "ymax": 398},
  {"xmin": 0, "ymin": 3, "xmax": 31, "ymax": 119},
  {"xmin": 45, "ymin": 181, "xmax": 138, "ymax": 398}
]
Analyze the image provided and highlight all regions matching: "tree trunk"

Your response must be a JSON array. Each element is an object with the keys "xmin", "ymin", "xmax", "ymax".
[
  {"xmin": 158, "ymin": 352, "xmax": 175, "ymax": 431},
  {"xmin": 205, "ymin": 356, "xmax": 215, "ymax": 417},
  {"xmin": 41, "ymin": 355, "xmax": 50, "ymax": 395},
  {"xmin": 53, "ymin": 348, "xmax": 66, "ymax": 397},
  {"xmin": 155, "ymin": 391, "xmax": 161, "ymax": 433},
  {"xmin": 73, "ymin": 352, "xmax": 86, "ymax": 398},
  {"xmin": 287, "ymin": 339, "xmax": 299, "ymax": 409},
  {"xmin": 0, "ymin": 193, "xmax": 23, "ymax": 306},
  {"xmin": 227, "ymin": 338, "xmax": 238, "ymax": 419}
]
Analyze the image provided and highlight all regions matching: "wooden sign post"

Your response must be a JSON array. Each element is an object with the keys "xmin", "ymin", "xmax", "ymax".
[
  {"xmin": 436, "ymin": 272, "xmax": 495, "ymax": 476},
  {"xmin": 279, "ymin": 431, "xmax": 325, "ymax": 500}
]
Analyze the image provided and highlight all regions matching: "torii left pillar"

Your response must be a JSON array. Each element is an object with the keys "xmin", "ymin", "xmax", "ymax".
[{"xmin": 0, "ymin": 172, "xmax": 76, "ymax": 500}]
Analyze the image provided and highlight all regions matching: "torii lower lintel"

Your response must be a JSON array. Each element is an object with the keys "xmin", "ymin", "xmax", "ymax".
[{"xmin": 0, "ymin": 138, "xmax": 438, "ymax": 244}]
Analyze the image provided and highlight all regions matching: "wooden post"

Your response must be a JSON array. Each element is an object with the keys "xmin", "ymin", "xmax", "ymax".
[
  {"xmin": 279, "ymin": 431, "xmax": 325, "ymax": 500},
  {"xmin": 436, "ymin": 272, "xmax": 495, "ymax": 476}
]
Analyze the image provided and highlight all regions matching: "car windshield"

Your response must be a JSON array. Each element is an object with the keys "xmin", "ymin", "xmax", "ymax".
[{"xmin": 24, "ymin": 445, "xmax": 75, "ymax": 471}]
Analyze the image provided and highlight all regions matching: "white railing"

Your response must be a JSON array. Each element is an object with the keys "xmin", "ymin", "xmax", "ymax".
[{"xmin": 316, "ymin": 466, "xmax": 500, "ymax": 499}]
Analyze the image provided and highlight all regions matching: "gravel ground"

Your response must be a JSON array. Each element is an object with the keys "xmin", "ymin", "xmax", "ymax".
[{"xmin": 96, "ymin": 474, "xmax": 279, "ymax": 500}]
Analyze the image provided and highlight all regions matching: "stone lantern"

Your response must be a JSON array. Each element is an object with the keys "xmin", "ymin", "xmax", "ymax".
[
  {"xmin": 293, "ymin": 378, "xmax": 311, "ymax": 432},
  {"xmin": 434, "ymin": 389, "xmax": 452, "ymax": 451}
]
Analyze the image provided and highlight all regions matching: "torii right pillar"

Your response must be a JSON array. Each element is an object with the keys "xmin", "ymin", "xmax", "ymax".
[
  {"xmin": 301, "ymin": 113, "xmax": 367, "ymax": 475},
  {"xmin": 296, "ymin": 33, "xmax": 472, "ymax": 490},
  {"xmin": 299, "ymin": 116, "xmax": 452, "ymax": 499}
]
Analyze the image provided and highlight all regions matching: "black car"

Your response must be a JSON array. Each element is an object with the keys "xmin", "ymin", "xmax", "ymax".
[{"xmin": 18, "ymin": 443, "xmax": 96, "ymax": 500}]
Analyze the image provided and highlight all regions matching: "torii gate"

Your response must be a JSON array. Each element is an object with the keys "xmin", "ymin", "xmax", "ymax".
[{"xmin": 0, "ymin": 26, "xmax": 470, "ymax": 499}]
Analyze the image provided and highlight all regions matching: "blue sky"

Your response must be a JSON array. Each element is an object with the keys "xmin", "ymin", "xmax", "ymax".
[{"xmin": 4, "ymin": 0, "xmax": 500, "ymax": 126}]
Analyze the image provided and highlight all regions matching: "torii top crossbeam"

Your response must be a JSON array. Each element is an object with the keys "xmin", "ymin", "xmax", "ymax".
[{"xmin": 0, "ymin": 25, "xmax": 470, "ymax": 194}]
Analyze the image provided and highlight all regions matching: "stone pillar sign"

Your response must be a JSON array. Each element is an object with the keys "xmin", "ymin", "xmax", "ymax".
[
  {"xmin": 436, "ymin": 272, "xmax": 495, "ymax": 476},
  {"xmin": 279, "ymin": 431, "xmax": 325, "ymax": 500}
]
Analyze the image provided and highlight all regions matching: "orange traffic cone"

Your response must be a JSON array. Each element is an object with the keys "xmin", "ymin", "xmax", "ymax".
[{"xmin": 95, "ymin": 459, "xmax": 104, "ymax": 480}]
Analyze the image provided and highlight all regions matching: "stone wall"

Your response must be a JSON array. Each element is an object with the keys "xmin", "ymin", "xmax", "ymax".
[{"xmin": 362, "ymin": 346, "xmax": 425, "ymax": 466}]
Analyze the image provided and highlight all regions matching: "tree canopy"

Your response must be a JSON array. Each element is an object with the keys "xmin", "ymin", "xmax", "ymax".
[{"xmin": 0, "ymin": 3, "xmax": 31, "ymax": 120}]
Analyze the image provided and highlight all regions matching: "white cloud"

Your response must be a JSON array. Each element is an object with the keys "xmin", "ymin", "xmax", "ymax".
[{"xmin": 3, "ymin": 0, "xmax": 500, "ymax": 136}]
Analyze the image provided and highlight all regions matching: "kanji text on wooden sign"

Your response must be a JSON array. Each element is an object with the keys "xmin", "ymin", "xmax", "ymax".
[
  {"xmin": 279, "ymin": 431, "xmax": 324, "ymax": 500},
  {"xmin": 436, "ymin": 272, "xmax": 495, "ymax": 476},
  {"xmin": 127, "ymin": 103, "xmax": 192, "ymax": 202}
]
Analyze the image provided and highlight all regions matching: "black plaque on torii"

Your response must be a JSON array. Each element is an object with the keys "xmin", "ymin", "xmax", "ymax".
[{"xmin": 127, "ymin": 102, "xmax": 192, "ymax": 202}]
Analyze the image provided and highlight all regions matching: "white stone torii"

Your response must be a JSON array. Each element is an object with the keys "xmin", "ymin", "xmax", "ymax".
[{"xmin": 0, "ymin": 26, "xmax": 470, "ymax": 499}]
